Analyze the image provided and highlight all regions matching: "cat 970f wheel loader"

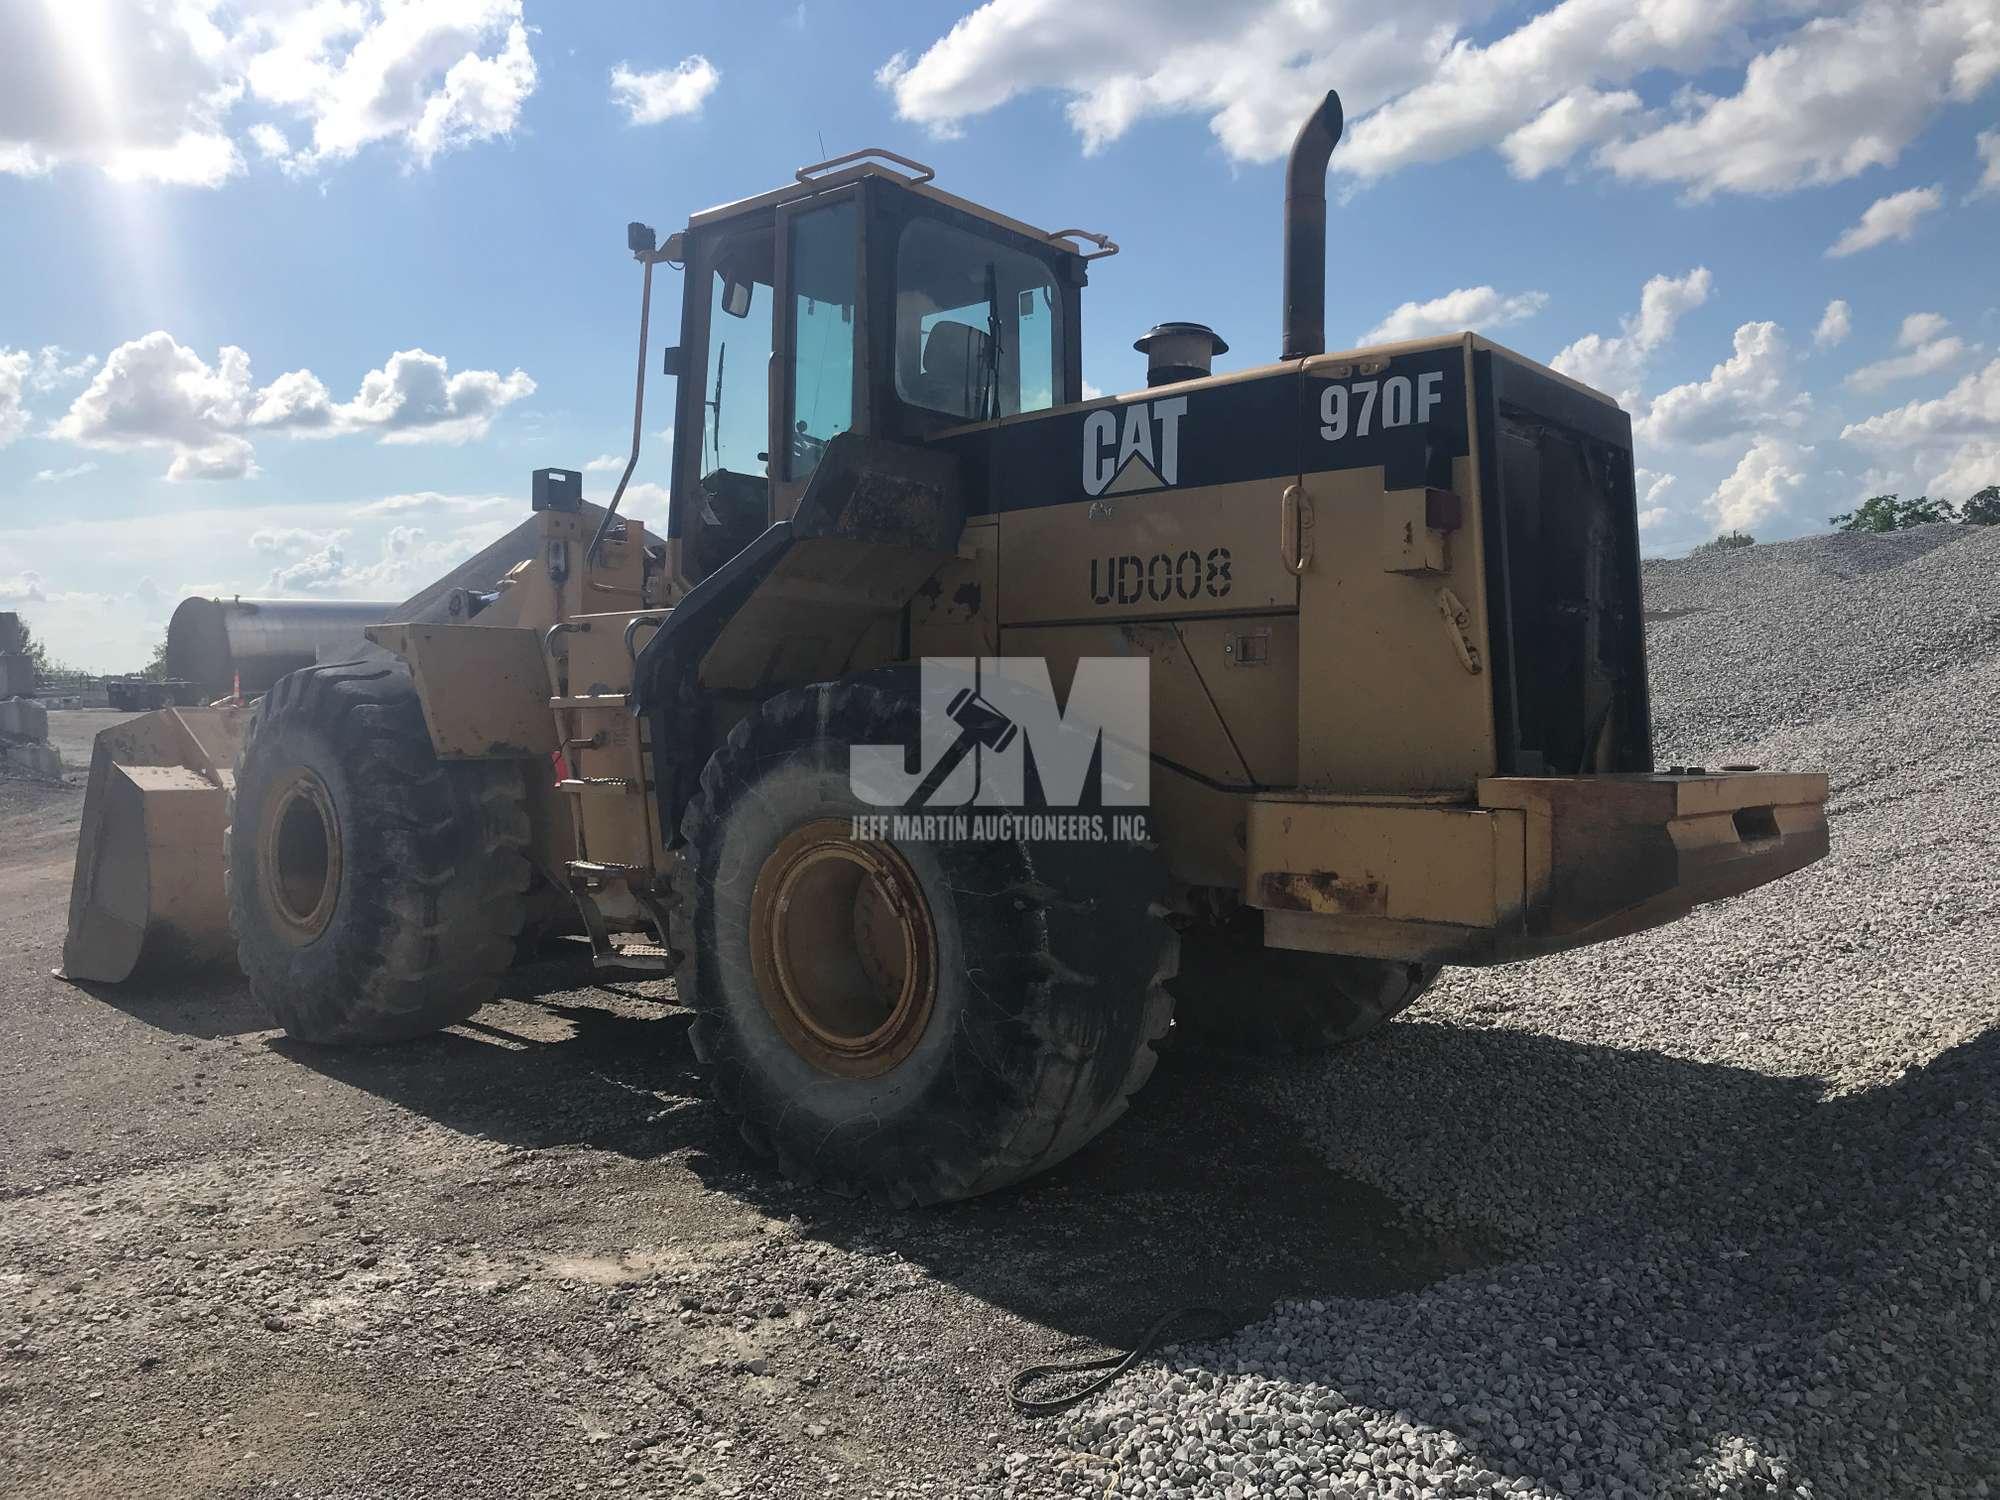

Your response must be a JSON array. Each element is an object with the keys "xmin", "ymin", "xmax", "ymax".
[{"xmin": 63, "ymin": 93, "xmax": 1829, "ymax": 1205}]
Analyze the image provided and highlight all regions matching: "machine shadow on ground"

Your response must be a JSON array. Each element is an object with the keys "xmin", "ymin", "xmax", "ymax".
[
  {"xmin": 210, "ymin": 945, "xmax": 1998, "ymax": 1382},
  {"xmin": 65, "ymin": 969, "xmax": 274, "ymax": 1041},
  {"xmin": 70, "ymin": 940, "xmax": 1992, "ymax": 1472}
]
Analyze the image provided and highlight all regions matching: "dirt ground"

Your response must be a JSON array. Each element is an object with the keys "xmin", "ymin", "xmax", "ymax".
[{"xmin": 0, "ymin": 712, "xmax": 1485, "ymax": 1499}]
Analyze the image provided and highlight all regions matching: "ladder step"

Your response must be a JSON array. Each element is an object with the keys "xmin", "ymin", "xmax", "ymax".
[
  {"xmin": 568, "ymin": 860, "xmax": 645, "ymax": 881},
  {"xmin": 591, "ymin": 943, "xmax": 675, "ymax": 974},
  {"xmin": 550, "ymin": 694, "xmax": 630, "ymax": 709}
]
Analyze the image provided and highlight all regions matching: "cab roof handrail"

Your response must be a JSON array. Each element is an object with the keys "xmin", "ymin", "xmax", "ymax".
[
  {"xmin": 796, "ymin": 148, "xmax": 936, "ymax": 185},
  {"xmin": 1046, "ymin": 228, "xmax": 1120, "ymax": 261}
]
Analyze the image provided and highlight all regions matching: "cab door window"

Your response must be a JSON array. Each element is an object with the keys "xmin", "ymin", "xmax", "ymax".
[
  {"xmin": 697, "ymin": 230, "xmax": 775, "ymax": 540},
  {"xmin": 782, "ymin": 198, "xmax": 859, "ymax": 482}
]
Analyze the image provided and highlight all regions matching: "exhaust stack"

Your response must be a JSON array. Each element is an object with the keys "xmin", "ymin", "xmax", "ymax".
[{"xmin": 1282, "ymin": 90, "xmax": 1345, "ymax": 361}]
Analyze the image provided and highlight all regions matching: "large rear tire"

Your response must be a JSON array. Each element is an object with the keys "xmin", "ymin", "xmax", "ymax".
[
  {"xmin": 226, "ymin": 659, "xmax": 531, "ymax": 1045},
  {"xmin": 1168, "ymin": 910, "xmax": 1437, "ymax": 1053},
  {"xmin": 674, "ymin": 667, "xmax": 1176, "ymax": 1206}
]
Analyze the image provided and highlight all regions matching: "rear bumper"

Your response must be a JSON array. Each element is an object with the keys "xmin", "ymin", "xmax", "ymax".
[{"xmin": 1244, "ymin": 771, "xmax": 1828, "ymax": 965}]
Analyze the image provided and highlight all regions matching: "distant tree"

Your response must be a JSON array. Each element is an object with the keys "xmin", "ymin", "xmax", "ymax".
[
  {"xmin": 138, "ymin": 630, "xmax": 171, "ymax": 681},
  {"xmin": 13, "ymin": 620, "xmax": 51, "ymax": 673},
  {"xmin": 1692, "ymin": 529, "xmax": 1756, "ymax": 553},
  {"xmin": 1829, "ymin": 493, "xmax": 1960, "ymax": 531},
  {"xmin": 1962, "ymin": 485, "xmax": 2000, "ymax": 526}
]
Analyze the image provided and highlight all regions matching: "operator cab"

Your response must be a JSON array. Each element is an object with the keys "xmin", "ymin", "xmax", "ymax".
[{"xmin": 664, "ymin": 151, "xmax": 1104, "ymax": 583}]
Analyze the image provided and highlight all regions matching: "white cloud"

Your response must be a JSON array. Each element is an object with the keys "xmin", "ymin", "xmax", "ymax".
[
  {"xmin": 875, "ymin": 1, "xmax": 2000, "ymax": 198},
  {"xmin": 1549, "ymin": 267, "xmax": 1711, "ymax": 397},
  {"xmin": 1841, "ymin": 357, "xmax": 2000, "ymax": 499},
  {"xmin": 1976, "ymin": 129, "xmax": 2000, "ymax": 199},
  {"xmin": 611, "ymin": 57, "xmax": 721, "ymax": 124},
  {"xmin": 0, "ymin": 570, "xmax": 49, "ymax": 605},
  {"xmin": 0, "ymin": 2, "xmax": 537, "ymax": 187},
  {"xmin": 0, "ymin": 349, "xmax": 28, "ymax": 446},
  {"xmin": 336, "ymin": 349, "xmax": 534, "ymax": 445},
  {"xmin": 33, "ymin": 461, "xmax": 99, "ymax": 483},
  {"xmin": 248, "ymin": 123, "xmax": 291, "ymax": 161},
  {"xmin": 268, "ymin": 542, "xmax": 352, "ymax": 593},
  {"xmin": 584, "ymin": 453, "xmax": 627, "ymax": 473},
  {"xmin": 1636, "ymin": 468, "xmax": 1677, "ymax": 509},
  {"xmin": 250, "ymin": 526, "xmax": 347, "ymax": 557},
  {"xmin": 0, "ymin": 495, "xmax": 529, "ymax": 671},
  {"xmin": 1845, "ymin": 313, "xmax": 1974, "ymax": 392},
  {"xmin": 51, "ymin": 334, "xmax": 266, "ymax": 480},
  {"xmin": 1339, "ymin": 0, "xmax": 1756, "ymax": 184},
  {"xmin": 878, "ymin": 2, "xmax": 1470, "ymax": 161},
  {"xmin": 1899, "ymin": 313, "xmax": 1950, "ymax": 348},
  {"xmin": 351, "ymin": 491, "xmax": 518, "ymax": 519},
  {"xmin": 0, "ymin": 3, "xmax": 244, "ymax": 187},
  {"xmin": 1598, "ymin": 2, "xmax": 2000, "ymax": 197},
  {"xmin": 262, "ymin": 520, "xmax": 512, "ymax": 597},
  {"xmin": 50, "ymin": 332, "xmax": 534, "ymax": 479},
  {"xmin": 1360, "ymin": 286, "xmax": 1548, "ymax": 346},
  {"xmin": 1498, "ymin": 87, "xmax": 1640, "ymax": 178},
  {"xmin": 1813, "ymin": 299, "xmax": 1851, "ymax": 351},
  {"xmin": 1638, "ymin": 320, "xmax": 1805, "ymax": 451},
  {"xmin": 1705, "ymin": 437, "xmax": 1812, "ymax": 531},
  {"xmin": 0, "ymin": 342, "xmax": 89, "ymax": 450},
  {"xmin": 25, "ymin": 346, "xmax": 99, "ymax": 393},
  {"xmin": 1826, "ymin": 185, "xmax": 1944, "ymax": 258},
  {"xmin": 244, "ymin": 2, "xmax": 536, "ymax": 171}
]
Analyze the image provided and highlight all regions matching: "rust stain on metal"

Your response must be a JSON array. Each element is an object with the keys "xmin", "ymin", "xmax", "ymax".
[{"xmin": 1258, "ymin": 869, "xmax": 1388, "ymax": 915}]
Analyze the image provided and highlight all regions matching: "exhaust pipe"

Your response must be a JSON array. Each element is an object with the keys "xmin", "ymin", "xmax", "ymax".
[{"xmin": 1282, "ymin": 90, "xmax": 1345, "ymax": 361}]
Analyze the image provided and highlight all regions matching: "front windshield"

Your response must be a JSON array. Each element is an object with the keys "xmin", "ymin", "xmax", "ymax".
[{"xmin": 894, "ymin": 219, "xmax": 1061, "ymax": 422}]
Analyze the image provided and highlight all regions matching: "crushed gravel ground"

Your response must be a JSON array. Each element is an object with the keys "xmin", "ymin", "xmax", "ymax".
[
  {"xmin": 1059, "ymin": 525, "xmax": 2000, "ymax": 1499},
  {"xmin": 5, "ymin": 527, "xmax": 1996, "ymax": 1498}
]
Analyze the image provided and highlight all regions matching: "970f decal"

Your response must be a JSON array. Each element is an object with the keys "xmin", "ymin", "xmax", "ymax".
[{"xmin": 1319, "ymin": 370, "xmax": 1446, "ymax": 442}]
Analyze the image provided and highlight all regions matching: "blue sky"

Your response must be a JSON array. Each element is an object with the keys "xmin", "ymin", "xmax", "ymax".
[{"xmin": 3, "ymin": 0, "xmax": 1997, "ymax": 671}]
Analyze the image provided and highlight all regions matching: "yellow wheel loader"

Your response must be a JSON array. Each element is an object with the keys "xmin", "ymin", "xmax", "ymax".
[{"xmin": 62, "ymin": 93, "xmax": 1828, "ymax": 1205}]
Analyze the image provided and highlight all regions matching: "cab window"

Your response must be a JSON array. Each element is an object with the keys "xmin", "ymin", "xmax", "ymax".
[
  {"xmin": 894, "ymin": 219, "xmax": 1060, "ymax": 422},
  {"xmin": 696, "ymin": 230, "xmax": 775, "ymax": 540},
  {"xmin": 784, "ymin": 199, "xmax": 858, "ymax": 481},
  {"xmin": 699, "ymin": 232, "xmax": 774, "ymax": 486}
]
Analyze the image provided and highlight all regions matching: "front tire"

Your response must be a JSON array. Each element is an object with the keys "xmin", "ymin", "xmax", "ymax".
[
  {"xmin": 674, "ymin": 667, "xmax": 1175, "ymax": 1206},
  {"xmin": 227, "ymin": 659, "xmax": 531, "ymax": 1045}
]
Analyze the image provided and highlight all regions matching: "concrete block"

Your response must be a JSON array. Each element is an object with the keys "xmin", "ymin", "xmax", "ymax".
[
  {"xmin": 1, "ymin": 741, "xmax": 61, "ymax": 780},
  {"xmin": 0, "ymin": 697, "xmax": 49, "ymax": 743},
  {"xmin": 0, "ymin": 653, "xmax": 33, "ymax": 699}
]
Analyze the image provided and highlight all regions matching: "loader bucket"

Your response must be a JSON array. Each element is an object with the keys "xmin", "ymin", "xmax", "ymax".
[{"xmin": 59, "ymin": 707, "xmax": 245, "ymax": 984}]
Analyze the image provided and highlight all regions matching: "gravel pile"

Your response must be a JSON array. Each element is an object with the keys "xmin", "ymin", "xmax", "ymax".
[
  {"xmin": 1051, "ymin": 526, "xmax": 2000, "ymax": 1499},
  {"xmin": 1644, "ymin": 522, "xmax": 2000, "ymax": 758}
]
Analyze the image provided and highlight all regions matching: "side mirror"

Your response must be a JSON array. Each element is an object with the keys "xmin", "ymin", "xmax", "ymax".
[
  {"xmin": 721, "ymin": 277, "xmax": 754, "ymax": 319},
  {"xmin": 662, "ymin": 345, "xmax": 683, "ymax": 377}
]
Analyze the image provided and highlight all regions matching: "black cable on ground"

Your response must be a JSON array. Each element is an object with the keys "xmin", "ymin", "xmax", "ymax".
[{"xmin": 1009, "ymin": 1306, "xmax": 1231, "ymax": 1417}]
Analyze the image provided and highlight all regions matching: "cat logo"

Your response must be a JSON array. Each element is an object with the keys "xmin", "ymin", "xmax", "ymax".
[{"xmin": 1081, "ymin": 395, "xmax": 1187, "ymax": 498}]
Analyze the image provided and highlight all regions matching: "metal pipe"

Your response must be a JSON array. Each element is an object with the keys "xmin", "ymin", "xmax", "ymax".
[
  {"xmin": 588, "ymin": 238, "xmax": 658, "ymax": 568},
  {"xmin": 164, "ymin": 597, "xmax": 395, "ymax": 698},
  {"xmin": 1281, "ymin": 90, "xmax": 1344, "ymax": 362}
]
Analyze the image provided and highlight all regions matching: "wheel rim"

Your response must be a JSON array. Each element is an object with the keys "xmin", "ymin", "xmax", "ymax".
[
  {"xmin": 748, "ymin": 819, "xmax": 937, "ymax": 1078},
  {"xmin": 259, "ymin": 767, "xmax": 342, "ymax": 945}
]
